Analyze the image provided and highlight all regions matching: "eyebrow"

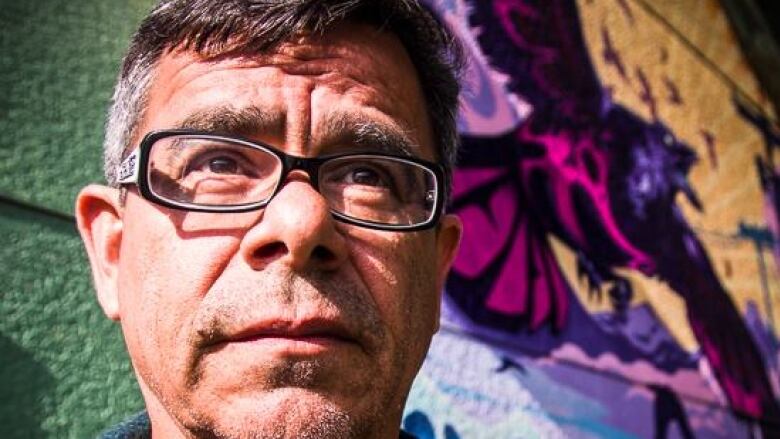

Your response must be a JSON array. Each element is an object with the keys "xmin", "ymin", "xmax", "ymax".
[
  {"xmin": 319, "ymin": 112, "xmax": 418, "ymax": 158},
  {"xmin": 176, "ymin": 105, "xmax": 284, "ymax": 137},
  {"xmin": 174, "ymin": 106, "xmax": 420, "ymax": 158}
]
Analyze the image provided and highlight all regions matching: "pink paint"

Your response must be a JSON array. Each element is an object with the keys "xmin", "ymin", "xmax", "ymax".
[
  {"xmin": 454, "ymin": 183, "xmax": 517, "ymax": 278},
  {"xmin": 452, "ymin": 167, "xmax": 507, "ymax": 199},
  {"xmin": 486, "ymin": 215, "xmax": 530, "ymax": 314},
  {"xmin": 476, "ymin": 199, "xmax": 570, "ymax": 329},
  {"xmin": 519, "ymin": 123, "xmax": 655, "ymax": 274},
  {"xmin": 693, "ymin": 321, "xmax": 763, "ymax": 417}
]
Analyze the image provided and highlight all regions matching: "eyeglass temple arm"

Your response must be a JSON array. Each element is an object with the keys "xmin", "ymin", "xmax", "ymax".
[{"xmin": 117, "ymin": 147, "xmax": 140, "ymax": 184}]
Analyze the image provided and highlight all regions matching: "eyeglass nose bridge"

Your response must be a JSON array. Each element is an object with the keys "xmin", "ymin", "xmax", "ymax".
[{"xmin": 275, "ymin": 154, "xmax": 326, "ymax": 195}]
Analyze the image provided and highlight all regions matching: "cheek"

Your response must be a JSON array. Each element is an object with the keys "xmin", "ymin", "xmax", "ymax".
[
  {"xmin": 116, "ymin": 204, "xmax": 242, "ymax": 380},
  {"xmin": 347, "ymin": 230, "xmax": 440, "ymax": 345}
]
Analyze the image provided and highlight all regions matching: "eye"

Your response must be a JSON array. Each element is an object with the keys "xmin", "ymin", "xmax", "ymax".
[
  {"xmin": 321, "ymin": 157, "xmax": 409, "ymax": 197},
  {"xmin": 344, "ymin": 167, "xmax": 387, "ymax": 187},
  {"xmin": 184, "ymin": 150, "xmax": 255, "ymax": 178},
  {"xmin": 207, "ymin": 156, "xmax": 239, "ymax": 174}
]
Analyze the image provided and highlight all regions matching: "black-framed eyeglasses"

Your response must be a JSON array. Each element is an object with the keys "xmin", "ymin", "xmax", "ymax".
[{"xmin": 117, "ymin": 129, "xmax": 445, "ymax": 231}]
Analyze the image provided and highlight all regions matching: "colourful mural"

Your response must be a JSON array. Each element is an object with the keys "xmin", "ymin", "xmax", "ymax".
[{"xmin": 404, "ymin": 0, "xmax": 780, "ymax": 437}]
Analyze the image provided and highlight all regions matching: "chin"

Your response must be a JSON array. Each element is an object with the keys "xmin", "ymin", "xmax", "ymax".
[{"xmin": 185, "ymin": 388, "xmax": 369, "ymax": 439}]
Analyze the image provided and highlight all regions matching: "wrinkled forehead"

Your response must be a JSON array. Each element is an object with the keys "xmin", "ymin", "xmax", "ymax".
[{"xmin": 136, "ymin": 23, "xmax": 434, "ymax": 159}]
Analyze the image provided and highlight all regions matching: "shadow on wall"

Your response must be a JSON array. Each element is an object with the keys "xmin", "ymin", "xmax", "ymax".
[{"xmin": 0, "ymin": 332, "xmax": 54, "ymax": 438}]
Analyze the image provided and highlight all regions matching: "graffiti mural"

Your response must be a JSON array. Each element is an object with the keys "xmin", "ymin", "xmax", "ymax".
[{"xmin": 405, "ymin": 0, "xmax": 780, "ymax": 437}]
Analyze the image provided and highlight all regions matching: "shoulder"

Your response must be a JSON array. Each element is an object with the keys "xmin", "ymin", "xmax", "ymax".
[{"xmin": 97, "ymin": 411, "xmax": 151, "ymax": 439}]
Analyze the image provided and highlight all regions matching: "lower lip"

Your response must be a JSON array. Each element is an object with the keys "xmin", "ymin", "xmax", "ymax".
[{"xmin": 225, "ymin": 335, "xmax": 353, "ymax": 355}]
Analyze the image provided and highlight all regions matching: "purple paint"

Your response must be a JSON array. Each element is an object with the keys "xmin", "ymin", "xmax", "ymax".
[
  {"xmin": 635, "ymin": 67, "xmax": 658, "ymax": 120},
  {"xmin": 615, "ymin": 0, "xmax": 634, "ymax": 23},
  {"xmin": 601, "ymin": 26, "xmax": 627, "ymax": 81},
  {"xmin": 444, "ymin": 0, "xmax": 780, "ymax": 429},
  {"xmin": 517, "ymin": 124, "xmax": 655, "ymax": 272},
  {"xmin": 699, "ymin": 129, "xmax": 717, "ymax": 169},
  {"xmin": 663, "ymin": 76, "xmax": 683, "ymax": 105},
  {"xmin": 692, "ymin": 320, "xmax": 762, "ymax": 418}
]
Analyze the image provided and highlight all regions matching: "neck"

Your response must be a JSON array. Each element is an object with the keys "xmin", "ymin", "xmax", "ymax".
[{"xmin": 136, "ymin": 377, "xmax": 191, "ymax": 439}]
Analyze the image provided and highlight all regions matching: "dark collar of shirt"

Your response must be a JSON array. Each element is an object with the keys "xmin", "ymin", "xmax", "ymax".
[{"xmin": 99, "ymin": 411, "xmax": 419, "ymax": 438}]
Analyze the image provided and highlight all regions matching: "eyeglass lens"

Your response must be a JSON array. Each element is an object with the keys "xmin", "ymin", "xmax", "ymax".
[{"xmin": 146, "ymin": 135, "xmax": 438, "ymax": 226}]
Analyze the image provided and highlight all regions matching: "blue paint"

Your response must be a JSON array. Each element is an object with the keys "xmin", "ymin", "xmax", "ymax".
[
  {"xmin": 434, "ymin": 381, "xmax": 506, "ymax": 408},
  {"xmin": 737, "ymin": 222, "xmax": 775, "ymax": 246},
  {"xmin": 439, "ymin": 0, "xmax": 458, "ymax": 13},
  {"xmin": 403, "ymin": 411, "xmax": 435, "ymax": 439},
  {"xmin": 444, "ymin": 424, "xmax": 460, "ymax": 439},
  {"xmin": 402, "ymin": 411, "xmax": 463, "ymax": 439}
]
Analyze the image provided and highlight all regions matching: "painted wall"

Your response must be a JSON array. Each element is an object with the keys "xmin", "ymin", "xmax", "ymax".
[
  {"xmin": 0, "ymin": 0, "xmax": 777, "ymax": 437},
  {"xmin": 402, "ymin": 0, "xmax": 780, "ymax": 438}
]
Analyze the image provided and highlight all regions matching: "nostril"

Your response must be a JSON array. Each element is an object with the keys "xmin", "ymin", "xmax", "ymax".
[
  {"xmin": 253, "ymin": 242, "xmax": 287, "ymax": 261},
  {"xmin": 311, "ymin": 245, "xmax": 336, "ymax": 263}
]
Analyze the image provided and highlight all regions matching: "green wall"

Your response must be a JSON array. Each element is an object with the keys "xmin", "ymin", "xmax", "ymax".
[
  {"xmin": 2, "ymin": 0, "xmax": 777, "ymax": 438},
  {"xmin": 0, "ymin": 1, "xmax": 153, "ymax": 437}
]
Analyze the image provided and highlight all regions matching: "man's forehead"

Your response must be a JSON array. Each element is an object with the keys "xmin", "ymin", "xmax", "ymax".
[
  {"xmin": 255, "ymin": 23, "xmax": 399, "ymax": 64},
  {"xmin": 162, "ymin": 22, "xmax": 412, "ymax": 83},
  {"xmin": 141, "ymin": 23, "xmax": 434, "ymax": 158}
]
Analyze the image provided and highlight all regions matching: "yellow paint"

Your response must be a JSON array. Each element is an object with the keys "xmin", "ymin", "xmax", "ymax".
[
  {"xmin": 549, "ymin": 237, "xmax": 699, "ymax": 351},
  {"xmin": 538, "ymin": 0, "xmax": 780, "ymax": 349}
]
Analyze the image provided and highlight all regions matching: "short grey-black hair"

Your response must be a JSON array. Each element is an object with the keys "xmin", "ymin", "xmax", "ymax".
[{"xmin": 104, "ymin": 0, "xmax": 463, "ymax": 200}]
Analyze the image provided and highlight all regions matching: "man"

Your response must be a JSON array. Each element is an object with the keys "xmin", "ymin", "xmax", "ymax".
[{"xmin": 75, "ymin": 0, "xmax": 463, "ymax": 438}]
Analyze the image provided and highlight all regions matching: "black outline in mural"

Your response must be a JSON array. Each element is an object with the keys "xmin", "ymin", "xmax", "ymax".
[{"xmin": 444, "ymin": 0, "xmax": 780, "ymax": 434}]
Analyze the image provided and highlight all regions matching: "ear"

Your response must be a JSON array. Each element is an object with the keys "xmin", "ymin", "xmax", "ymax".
[
  {"xmin": 432, "ymin": 213, "xmax": 462, "ymax": 330},
  {"xmin": 75, "ymin": 184, "xmax": 124, "ymax": 321}
]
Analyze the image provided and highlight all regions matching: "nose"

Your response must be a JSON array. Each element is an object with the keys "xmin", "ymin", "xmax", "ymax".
[{"xmin": 239, "ymin": 175, "xmax": 348, "ymax": 272}]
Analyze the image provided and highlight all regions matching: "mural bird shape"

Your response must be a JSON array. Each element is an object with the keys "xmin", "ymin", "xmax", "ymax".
[{"xmin": 445, "ymin": 0, "xmax": 780, "ymax": 430}]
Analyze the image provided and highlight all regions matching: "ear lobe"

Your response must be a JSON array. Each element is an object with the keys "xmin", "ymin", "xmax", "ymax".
[
  {"xmin": 432, "ymin": 213, "xmax": 463, "ymax": 331},
  {"xmin": 75, "ymin": 184, "xmax": 124, "ymax": 321}
]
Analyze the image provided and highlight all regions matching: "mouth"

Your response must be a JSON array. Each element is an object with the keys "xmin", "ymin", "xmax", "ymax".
[{"xmin": 213, "ymin": 319, "xmax": 361, "ymax": 355}]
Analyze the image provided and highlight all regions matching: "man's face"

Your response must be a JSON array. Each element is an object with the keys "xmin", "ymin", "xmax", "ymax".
[{"xmin": 77, "ymin": 23, "xmax": 461, "ymax": 438}]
